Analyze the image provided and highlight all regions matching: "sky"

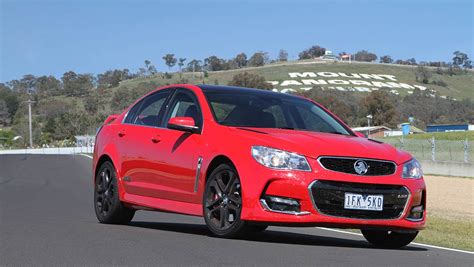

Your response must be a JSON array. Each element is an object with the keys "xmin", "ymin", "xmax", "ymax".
[{"xmin": 1, "ymin": 0, "xmax": 472, "ymax": 82}]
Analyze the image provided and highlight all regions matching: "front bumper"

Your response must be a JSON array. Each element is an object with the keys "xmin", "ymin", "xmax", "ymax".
[{"xmin": 238, "ymin": 158, "xmax": 426, "ymax": 231}]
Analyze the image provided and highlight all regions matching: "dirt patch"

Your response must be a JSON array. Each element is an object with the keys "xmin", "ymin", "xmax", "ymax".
[{"xmin": 425, "ymin": 175, "xmax": 474, "ymax": 219}]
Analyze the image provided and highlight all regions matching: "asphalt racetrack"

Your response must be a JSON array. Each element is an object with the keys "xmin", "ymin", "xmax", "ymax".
[{"xmin": 0, "ymin": 155, "xmax": 472, "ymax": 266}]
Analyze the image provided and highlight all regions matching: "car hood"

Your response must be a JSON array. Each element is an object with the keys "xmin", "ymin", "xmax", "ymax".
[{"xmin": 230, "ymin": 127, "xmax": 412, "ymax": 165}]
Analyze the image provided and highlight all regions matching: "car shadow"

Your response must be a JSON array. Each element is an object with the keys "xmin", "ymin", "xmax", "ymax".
[{"xmin": 128, "ymin": 221, "xmax": 427, "ymax": 251}]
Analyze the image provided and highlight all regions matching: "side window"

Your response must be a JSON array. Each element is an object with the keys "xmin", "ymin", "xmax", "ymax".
[
  {"xmin": 165, "ymin": 90, "xmax": 203, "ymax": 128},
  {"xmin": 126, "ymin": 90, "xmax": 171, "ymax": 127}
]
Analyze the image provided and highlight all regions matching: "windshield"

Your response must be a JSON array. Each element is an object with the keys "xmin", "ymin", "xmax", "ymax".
[{"xmin": 204, "ymin": 90, "xmax": 352, "ymax": 135}]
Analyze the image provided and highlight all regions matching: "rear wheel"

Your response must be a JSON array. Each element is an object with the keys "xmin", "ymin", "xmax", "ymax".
[
  {"xmin": 203, "ymin": 163, "xmax": 248, "ymax": 238},
  {"xmin": 361, "ymin": 229, "xmax": 418, "ymax": 249},
  {"xmin": 94, "ymin": 161, "xmax": 135, "ymax": 224}
]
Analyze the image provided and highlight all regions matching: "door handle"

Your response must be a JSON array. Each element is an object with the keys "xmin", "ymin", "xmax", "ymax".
[
  {"xmin": 118, "ymin": 130, "xmax": 126, "ymax": 137},
  {"xmin": 151, "ymin": 135, "xmax": 161, "ymax": 143}
]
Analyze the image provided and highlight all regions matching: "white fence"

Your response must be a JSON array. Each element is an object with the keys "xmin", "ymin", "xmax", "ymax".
[{"xmin": 0, "ymin": 146, "xmax": 93, "ymax": 155}]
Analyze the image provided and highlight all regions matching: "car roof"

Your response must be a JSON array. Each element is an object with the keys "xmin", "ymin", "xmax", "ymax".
[{"xmin": 197, "ymin": 84, "xmax": 302, "ymax": 100}]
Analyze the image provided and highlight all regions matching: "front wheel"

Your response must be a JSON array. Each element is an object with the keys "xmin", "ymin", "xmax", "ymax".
[
  {"xmin": 203, "ymin": 163, "xmax": 249, "ymax": 238},
  {"xmin": 361, "ymin": 229, "xmax": 418, "ymax": 249}
]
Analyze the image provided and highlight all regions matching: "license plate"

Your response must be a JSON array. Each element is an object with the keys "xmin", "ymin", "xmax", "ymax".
[{"xmin": 344, "ymin": 193, "xmax": 383, "ymax": 211}]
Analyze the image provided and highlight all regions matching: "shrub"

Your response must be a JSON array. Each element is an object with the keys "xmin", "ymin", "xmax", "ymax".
[{"xmin": 227, "ymin": 72, "xmax": 272, "ymax": 90}]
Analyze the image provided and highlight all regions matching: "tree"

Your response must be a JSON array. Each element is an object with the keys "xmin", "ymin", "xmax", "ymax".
[
  {"xmin": 415, "ymin": 66, "xmax": 432, "ymax": 84},
  {"xmin": 148, "ymin": 65, "xmax": 157, "ymax": 76},
  {"xmin": 362, "ymin": 91, "xmax": 397, "ymax": 127},
  {"xmin": 37, "ymin": 98, "xmax": 69, "ymax": 119},
  {"xmin": 0, "ymin": 99, "xmax": 10, "ymax": 126},
  {"xmin": 61, "ymin": 71, "xmax": 93, "ymax": 96},
  {"xmin": 97, "ymin": 69, "xmax": 130, "ymax": 89},
  {"xmin": 84, "ymin": 93, "xmax": 99, "ymax": 114},
  {"xmin": 162, "ymin": 54, "xmax": 177, "ymax": 71},
  {"xmin": 299, "ymin": 88, "xmax": 359, "ymax": 126},
  {"xmin": 7, "ymin": 74, "xmax": 37, "ymax": 94},
  {"xmin": 453, "ymin": 51, "xmax": 472, "ymax": 69},
  {"xmin": 138, "ymin": 68, "xmax": 147, "ymax": 78},
  {"xmin": 248, "ymin": 52, "xmax": 267, "ymax": 67},
  {"xmin": 111, "ymin": 86, "xmax": 135, "ymax": 113},
  {"xmin": 35, "ymin": 75, "xmax": 62, "ymax": 96},
  {"xmin": 379, "ymin": 55, "xmax": 393, "ymax": 64},
  {"xmin": 186, "ymin": 59, "xmax": 202, "ymax": 72},
  {"xmin": 298, "ymin": 45, "xmax": 326, "ymax": 60},
  {"xmin": 227, "ymin": 72, "xmax": 272, "ymax": 90},
  {"xmin": 354, "ymin": 50, "xmax": 377, "ymax": 62},
  {"xmin": 178, "ymin": 58, "xmax": 187, "ymax": 72},
  {"xmin": 406, "ymin": 58, "xmax": 417, "ymax": 65},
  {"xmin": 235, "ymin": 53, "xmax": 248, "ymax": 68},
  {"xmin": 278, "ymin": 49, "xmax": 288, "ymax": 61},
  {"xmin": 142, "ymin": 60, "xmax": 157, "ymax": 76},
  {"xmin": 204, "ymin": 56, "xmax": 226, "ymax": 71},
  {"xmin": 0, "ymin": 83, "xmax": 19, "ymax": 123}
]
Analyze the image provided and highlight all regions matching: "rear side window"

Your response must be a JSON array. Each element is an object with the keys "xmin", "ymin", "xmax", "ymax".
[{"xmin": 124, "ymin": 89, "xmax": 172, "ymax": 127}]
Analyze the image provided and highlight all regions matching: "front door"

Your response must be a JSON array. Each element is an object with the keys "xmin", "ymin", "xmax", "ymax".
[
  {"xmin": 148, "ymin": 88, "xmax": 205, "ymax": 203},
  {"xmin": 117, "ymin": 89, "xmax": 173, "ymax": 198}
]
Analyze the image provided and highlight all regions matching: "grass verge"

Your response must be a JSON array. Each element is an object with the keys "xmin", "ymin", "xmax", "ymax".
[
  {"xmin": 416, "ymin": 214, "xmax": 473, "ymax": 251},
  {"xmin": 340, "ymin": 214, "xmax": 473, "ymax": 251}
]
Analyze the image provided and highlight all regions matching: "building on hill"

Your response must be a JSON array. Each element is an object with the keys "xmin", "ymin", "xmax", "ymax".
[
  {"xmin": 426, "ymin": 124, "xmax": 474, "ymax": 132},
  {"xmin": 340, "ymin": 54, "xmax": 351, "ymax": 62},
  {"xmin": 352, "ymin": 126, "xmax": 391, "ymax": 138},
  {"xmin": 322, "ymin": 50, "xmax": 338, "ymax": 61}
]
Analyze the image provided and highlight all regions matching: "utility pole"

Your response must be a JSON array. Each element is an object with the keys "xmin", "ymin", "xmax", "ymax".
[{"xmin": 26, "ymin": 92, "xmax": 35, "ymax": 148}]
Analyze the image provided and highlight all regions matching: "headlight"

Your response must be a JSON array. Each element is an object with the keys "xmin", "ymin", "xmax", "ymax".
[
  {"xmin": 251, "ymin": 146, "xmax": 311, "ymax": 171},
  {"xmin": 402, "ymin": 158, "xmax": 423, "ymax": 179}
]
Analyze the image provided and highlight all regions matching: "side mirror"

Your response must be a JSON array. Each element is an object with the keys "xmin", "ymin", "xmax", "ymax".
[
  {"xmin": 355, "ymin": 132, "xmax": 366, "ymax": 138},
  {"xmin": 167, "ymin": 117, "xmax": 199, "ymax": 133}
]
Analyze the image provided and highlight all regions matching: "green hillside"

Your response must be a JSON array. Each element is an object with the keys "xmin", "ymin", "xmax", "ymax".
[
  {"xmin": 116, "ymin": 60, "xmax": 474, "ymax": 100},
  {"xmin": 2, "ymin": 60, "xmax": 473, "ymax": 148}
]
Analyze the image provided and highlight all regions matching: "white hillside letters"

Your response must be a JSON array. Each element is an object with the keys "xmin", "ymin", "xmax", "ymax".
[{"xmin": 268, "ymin": 71, "xmax": 428, "ymax": 94}]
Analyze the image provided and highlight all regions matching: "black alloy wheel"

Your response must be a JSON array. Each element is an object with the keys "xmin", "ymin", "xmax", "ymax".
[
  {"xmin": 94, "ymin": 161, "xmax": 135, "ymax": 224},
  {"xmin": 203, "ymin": 163, "xmax": 248, "ymax": 237}
]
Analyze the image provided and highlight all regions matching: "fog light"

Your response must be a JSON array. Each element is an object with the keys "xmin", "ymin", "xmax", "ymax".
[
  {"xmin": 407, "ymin": 205, "xmax": 424, "ymax": 221},
  {"xmin": 262, "ymin": 195, "xmax": 300, "ymax": 213}
]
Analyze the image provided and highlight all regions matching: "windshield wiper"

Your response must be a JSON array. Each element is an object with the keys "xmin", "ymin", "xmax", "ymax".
[{"xmin": 276, "ymin": 127, "xmax": 296, "ymax": 130}]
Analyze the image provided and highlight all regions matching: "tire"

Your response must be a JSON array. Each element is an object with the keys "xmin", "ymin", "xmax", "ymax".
[
  {"xmin": 203, "ymin": 163, "xmax": 248, "ymax": 238},
  {"xmin": 94, "ymin": 161, "xmax": 135, "ymax": 224},
  {"xmin": 361, "ymin": 229, "xmax": 418, "ymax": 249}
]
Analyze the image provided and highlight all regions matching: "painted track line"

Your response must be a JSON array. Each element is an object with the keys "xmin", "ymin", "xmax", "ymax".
[
  {"xmin": 317, "ymin": 227, "xmax": 474, "ymax": 255},
  {"xmin": 75, "ymin": 154, "xmax": 474, "ymax": 255}
]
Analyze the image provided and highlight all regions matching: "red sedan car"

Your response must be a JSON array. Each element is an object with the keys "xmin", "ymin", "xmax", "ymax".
[{"xmin": 93, "ymin": 84, "xmax": 426, "ymax": 248}]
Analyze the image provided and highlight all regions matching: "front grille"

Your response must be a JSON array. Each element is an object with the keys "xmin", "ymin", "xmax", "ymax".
[
  {"xmin": 318, "ymin": 157, "xmax": 396, "ymax": 176},
  {"xmin": 309, "ymin": 180, "xmax": 409, "ymax": 219}
]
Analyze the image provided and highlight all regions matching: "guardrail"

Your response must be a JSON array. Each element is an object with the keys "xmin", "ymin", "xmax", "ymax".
[{"xmin": 0, "ymin": 146, "xmax": 93, "ymax": 155}]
